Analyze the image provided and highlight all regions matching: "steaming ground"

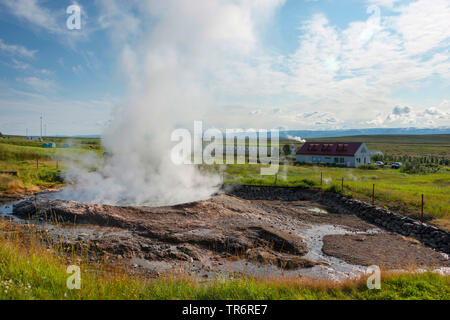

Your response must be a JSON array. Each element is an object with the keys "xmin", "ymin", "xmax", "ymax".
[{"xmin": 58, "ymin": 156, "xmax": 221, "ymax": 206}]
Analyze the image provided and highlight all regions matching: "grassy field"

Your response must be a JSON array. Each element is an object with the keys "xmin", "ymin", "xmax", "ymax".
[
  {"xmin": 0, "ymin": 135, "xmax": 449, "ymax": 300},
  {"xmin": 0, "ymin": 223, "xmax": 448, "ymax": 300},
  {"xmin": 0, "ymin": 137, "xmax": 101, "ymax": 196}
]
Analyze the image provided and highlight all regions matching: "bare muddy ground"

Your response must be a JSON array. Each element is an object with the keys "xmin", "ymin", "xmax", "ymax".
[
  {"xmin": 4, "ymin": 192, "xmax": 449, "ymax": 280},
  {"xmin": 322, "ymin": 233, "xmax": 449, "ymax": 269}
]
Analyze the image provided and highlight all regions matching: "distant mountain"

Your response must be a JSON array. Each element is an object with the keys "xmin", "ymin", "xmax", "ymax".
[
  {"xmin": 72, "ymin": 135, "xmax": 102, "ymax": 139},
  {"xmin": 48, "ymin": 127, "xmax": 450, "ymax": 140},
  {"xmin": 279, "ymin": 127, "xmax": 450, "ymax": 139}
]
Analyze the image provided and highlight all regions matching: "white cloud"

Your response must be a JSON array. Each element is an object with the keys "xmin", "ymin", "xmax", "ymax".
[
  {"xmin": 19, "ymin": 77, "xmax": 58, "ymax": 93},
  {"xmin": 2, "ymin": 0, "xmax": 60, "ymax": 33},
  {"xmin": 366, "ymin": 0, "xmax": 402, "ymax": 9},
  {"xmin": 0, "ymin": 39, "xmax": 37, "ymax": 58},
  {"xmin": 367, "ymin": 104, "xmax": 450, "ymax": 127},
  {"xmin": 2, "ymin": 0, "xmax": 90, "ymax": 45}
]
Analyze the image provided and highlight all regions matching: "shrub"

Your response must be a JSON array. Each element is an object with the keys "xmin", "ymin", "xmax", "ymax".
[
  {"xmin": 371, "ymin": 154, "xmax": 384, "ymax": 162},
  {"xmin": 301, "ymin": 179, "xmax": 315, "ymax": 187},
  {"xmin": 400, "ymin": 163, "xmax": 440, "ymax": 174},
  {"xmin": 358, "ymin": 164, "xmax": 379, "ymax": 170},
  {"xmin": 38, "ymin": 170, "xmax": 61, "ymax": 183},
  {"xmin": 324, "ymin": 184, "xmax": 341, "ymax": 193}
]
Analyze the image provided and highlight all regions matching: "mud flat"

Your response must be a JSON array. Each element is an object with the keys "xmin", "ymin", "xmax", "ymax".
[{"xmin": 2, "ymin": 186, "xmax": 448, "ymax": 281}]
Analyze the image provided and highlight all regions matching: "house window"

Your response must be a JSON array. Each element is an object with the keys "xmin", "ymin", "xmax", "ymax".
[
  {"xmin": 334, "ymin": 158, "xmax": 339, "ymax": 163},
  {"xmin": 340, "ymin": 158, "xmax": 344, "ymax": 163}
]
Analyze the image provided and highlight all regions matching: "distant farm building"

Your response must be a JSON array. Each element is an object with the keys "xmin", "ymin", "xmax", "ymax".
[
  {"xmin": 27, "ymin": 136, "xmax": 42, "ymax": 141},
  {"xmin": 296, "ymin": 142, "xmax": 371, "ymax": 168},
  {"xmin": 370, "ymin": 150, "xmax": 384, "ymax": 157}
]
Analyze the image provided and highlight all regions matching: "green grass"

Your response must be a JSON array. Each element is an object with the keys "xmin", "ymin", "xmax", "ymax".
[
  {"xmin": 0, "ymin": 139, "xmax": 104, "ymax": 194},
  {"xmin": 0, "ymin": 142, "xmax": 101, "ymax": 162},
  {"xmin": 0, "ymin": 229, "xmax": 448, "ymax": 300}
]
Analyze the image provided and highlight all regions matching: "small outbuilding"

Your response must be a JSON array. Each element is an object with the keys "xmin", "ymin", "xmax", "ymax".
[
  {"xmin": 27, "ymin": 136, "xmax": 43, "ymax": 141},
  {"xmin": 42, "ymin": 142, "xmax": 56, "ymax": 148}
]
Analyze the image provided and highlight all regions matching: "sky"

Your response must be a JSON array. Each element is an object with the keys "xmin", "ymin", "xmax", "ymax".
[{"xmin": 0, "ymin": 0, "xmax": 449, "ymax": 136}]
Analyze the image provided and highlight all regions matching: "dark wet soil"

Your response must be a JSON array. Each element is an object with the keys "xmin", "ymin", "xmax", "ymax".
[
  {"xmin": 322, "ymin": 233, "xmax": 450, "ymax": 268},
  {"xmin": 4, "ymin": 191, "xmax": 449, "ymax": 279}
]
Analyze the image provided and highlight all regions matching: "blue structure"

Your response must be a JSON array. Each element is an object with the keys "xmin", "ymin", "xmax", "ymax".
[{"xmin": 42, "ymin": 142, "xmax": 56, "ymax": 148}]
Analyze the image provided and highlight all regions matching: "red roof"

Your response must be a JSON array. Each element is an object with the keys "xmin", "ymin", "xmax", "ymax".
[{"xmin": 296, "ymin": 142, "xmax": 363, "ymax": 157}]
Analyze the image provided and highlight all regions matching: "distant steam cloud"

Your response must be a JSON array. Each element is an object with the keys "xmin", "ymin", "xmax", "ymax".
[{"xmin": 286, "ymin": 135, "xmax": 306, "ymax": 143}]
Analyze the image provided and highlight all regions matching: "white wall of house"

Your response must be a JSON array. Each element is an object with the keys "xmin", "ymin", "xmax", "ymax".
[
  {"xmin": 353, "ymin": 143, "xmax": 371, "ymax": 167},
  {"xmin": 26, "ymin": 136, "xmax": 42, "ymax": 141},
  {"xmin": 296, "ymin": 155, "xmax": 357, "ymax": 167}
]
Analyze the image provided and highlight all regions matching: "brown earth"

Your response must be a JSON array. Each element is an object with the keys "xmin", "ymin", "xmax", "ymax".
[
  {"xmin": 8, "ymin": 193, "xmax": 449, "ymax": 278},
  {"xmin": 322, "ymin": 233, "xmax": 449, "ymax": 268}
]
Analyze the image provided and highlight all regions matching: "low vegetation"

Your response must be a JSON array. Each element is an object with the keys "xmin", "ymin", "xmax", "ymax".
[
  {"xmin": 0, "ymin": 138, "xmax": 102, "ymax": 196},
  {"xmin": 0, "ymin": 224, "xmax": 448, "ymax": 300}
]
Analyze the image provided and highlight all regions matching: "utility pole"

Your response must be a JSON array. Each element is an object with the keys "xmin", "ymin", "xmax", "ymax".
[{"xmin": 40, "ymin": 114, "xmax": 43, "ymax": 139}]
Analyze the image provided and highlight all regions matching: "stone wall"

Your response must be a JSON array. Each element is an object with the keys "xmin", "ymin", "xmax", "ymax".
[{"xmin": 225, "ymin": 185, "xmax": 450, "ymax": 254}]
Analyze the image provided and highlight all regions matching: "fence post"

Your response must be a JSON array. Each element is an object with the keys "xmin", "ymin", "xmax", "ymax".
[
  {"xmin": 56, "ymin": 159, "xmax": 59, "ymax": 170},
  {"xmin": 36, "ymin": 154, "xmax": 39, "ymax": 169},
  {"xmin": 372, "ymin": 184, "xmax": 375, "ymax": 205},
  {"xmin": 341, "ymin": 177, "xmax": 344, "ymax": 191},
  {"xmin": 275, "ymin": 174, "xmax": 278, "ymax": 185},
  {"xmin": 421, "ymin": 194, "xmax": 424, "ymax": 223},
  {"xmin": 320, "ymin": 172, "xmax": 323, "ymax": 185}
]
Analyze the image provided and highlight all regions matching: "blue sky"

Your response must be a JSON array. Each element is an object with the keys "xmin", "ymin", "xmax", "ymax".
[{"xmin": 0, "ymin": 0, "xmax": 449, "ymax": 136}]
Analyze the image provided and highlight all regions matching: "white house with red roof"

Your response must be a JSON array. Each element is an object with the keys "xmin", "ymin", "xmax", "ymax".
[{"xmin": 296, "ymin": 142, "xmax": 371, "ymax": 168}]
